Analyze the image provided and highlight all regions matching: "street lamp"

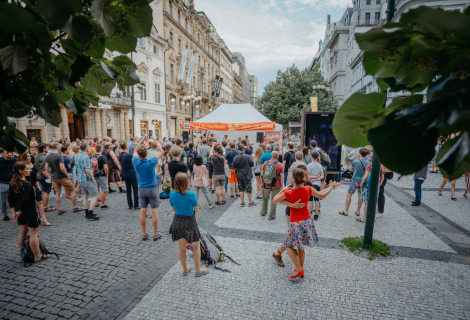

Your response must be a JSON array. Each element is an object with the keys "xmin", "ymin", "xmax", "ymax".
[
  {"xmin": 131, "ymin": 84, "xmax": 144, "ymax": 137},
  {"xmin": 183, "ymin": 95, "xmax": 201, "ymax": 142},
  {"xmin": 312, "ymin": 84, "xmax": 328, "ymax": 110}
]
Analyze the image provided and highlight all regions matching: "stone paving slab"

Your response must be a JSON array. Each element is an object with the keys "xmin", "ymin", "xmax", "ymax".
[
  {"xmin": 124, "ymin": 236, "xmax": 470, "ymax": 320},
  {"xmin": 387, "ymin": 171, "xmax": 466, "ymax": 191},
  {"xmin": 406, "ymin": 190, "xmax": 470, "ymax": 233},
  {"xmin": 216, "ymin": 185, "xmax": 454, "ymax": 253}
]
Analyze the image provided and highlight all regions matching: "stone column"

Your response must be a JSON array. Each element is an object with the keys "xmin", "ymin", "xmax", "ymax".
[
  {"xmin": 119, "ymin": 109, "xmax": 126, "ymax": 141},
  {"xmin": 101, "ymin": 109, "xmax": 107, "ymax": 139},
  {"xmin": 52, "ymin": 123, "xmax": 61, "ymax": 140},
  {"xmin": 60, "ymin": 106, "xmax": 70, "ymax": 141},
  {"xmin": 16, "ymin": 118, "xmax": 27, "ymax": 137},
  {"xmin": 134, "ymin": 117, "xmax": 141, "ymax": 137},
  {"xmin": 94, "ymin": 109, "xmax": 101, "ymax": 139},
  {"xmin": 124, "ymin": 110, "xmax": 130, "ymax": 141}
]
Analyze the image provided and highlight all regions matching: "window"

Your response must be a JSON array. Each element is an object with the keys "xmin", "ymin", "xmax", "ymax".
[
  {"xmin": 185, "ymin": 18, "xmax": 188, "ymax": 31},
  {"xmin": 138, "ymin": 37, "xmax": 145, "ymax": 48},
  {"xmin": 376, "ymin": 0, "xmax": 380, "ymax": 4},
  {"xmin": 169, "ymin": 32, "xmax": 173, "ymax": 47},
  {"xmin": 123, "ymin": 86, "xmax": 131, "ymax": 97},
  {"xmin": 365, "ymin": 13, "xmax": 370, "ymax": 24},
  {"xmin": 366, "ymin": 0, "xmax": 370, "ymax": 5},
  {"xmin": 178, "ymin": 10, "xmax": 180, "ymax": 24},
  {"xmin": 197, "ymin": 34, "xmax": 200, "ymax": 43},
  {"xmin": 375, "ymin": 12, "xmax": 380, "ymax": 22},
  {"xmin": 178, "ymin": 39, "xmax": 181, "ymax": 54},
  {"xmin": 155, "ymin": 83, "xmax": 160, "ymax": 103},
  {"xmin": 168, "ymin": 3, "xmax": 172, "ymax": 16},
  {"xmin": 153, "ymin": 44, "xmax": 159, "ymax": 55},
  {"xmin": 170, "ymin": 64, "xmax": 174, "ymax": 82},
  {"xmin": 140, "ymin": 84, "xmax": 146, "ymax": 100}
]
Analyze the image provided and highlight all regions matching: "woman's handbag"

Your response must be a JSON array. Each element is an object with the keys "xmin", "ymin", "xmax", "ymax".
[{"xmin": 203, "ymin": 174, "xmax": 209, "ymax": 188}]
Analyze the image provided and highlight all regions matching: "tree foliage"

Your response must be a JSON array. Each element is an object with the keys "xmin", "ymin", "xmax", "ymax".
[
  {"xmin": 0, "ymin": 0, "xmax": 153, "ymax": 153},
  {"xmin": 333, "ymin": 7, "xmax": 470, "ymax": 179},
  {"xmin": 258, "ymin": 64, "xmax": 338, "ymax": 127}
]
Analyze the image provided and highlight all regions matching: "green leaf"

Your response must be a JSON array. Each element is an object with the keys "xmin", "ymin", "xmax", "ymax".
[
  {"xmin": 50, "ymin": 81, "xmax": 74, "ymax": 103},
  {"xmin": 100, "ymin": 61, "xmax": 119, "ymax": 79},
  {"xmin": 332, "ymin": 92, "xmax": 386, "ymax": 147},
  {"xmin": 76, "ymin": 87, "xmax": 98, "ymax": 107},
  {"xmin": 62, "ymin": 15, "xmax": 94, "ymax": 43},
  {"xmin": 124, "ymin": 0, "xmax": 153, "ymax": 38},
  {"xmin": 108, "ymin": 55, "xmax": 136, "ymax": 69},
  {"xmin": 36, "ymin": 95, "xmax": 62, "ymax": 126},
  {"xmin": 81, "ymin": 72, "xmax": 108, "ymax": 96},
  {"xmin": 120, "ymin": 70, "xmax": 140, "ymax": 86},
  {"xmin": 376, "ymin": 78, "xmax": 389, "ymax": 91},
  {"xmin": 37, "ymin": 0, "xmax": 81, "ymax": 30},
  {"xmin": 90, "ymin": 0, "xmax": 116, "ymax": 37},
  {"xmin": 3, "ymin": 98, "xmax": 32, "ymax": 118},
  {"xmin": 83, "ymin": 37, "xmax": 105, "ymax": 59},
  {"xmin": 1, "ymin": 126, "xmax": 29, "ymax": 154},
  {"xmin": 69, "ymin": 55, "xmax": 94, "ymax": 86},
  {"xmin": 0, "ymin": 2, "xmax": 37, "ymax": 33},
  {"xmin": 436, "ymin": 132, "xmax": 470, "ymax": 179},
  {"xmin": 0, "ymin": 45, "xmax": 28, "ymax": 75},
  {"xmin": 60, "ymin": 38, "xmax": 82, "ymax": 56},
  {"xmin": 65, "ymin": 95, "xmax": 88, "ymax": 115},
  {"xmin": 105, "ymin": 32, "xmax": 137, "ymax": 54},
  {"xmin": 385, "ymin": 94, "xmax": 424, "ymax": 115},
  {"xmin": 368, "ymin": 116, "xmax": 438, "ymax": 175}
]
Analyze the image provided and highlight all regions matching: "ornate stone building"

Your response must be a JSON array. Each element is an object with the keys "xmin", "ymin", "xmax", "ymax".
[
  {"xmin": 232, "ymin": 52, "xmax": 251, "ymax": 104},
  {"xmin": 163, "ymin": 0, "xmax": 224, "ymax": 137},
  {"xmin": 232, "ymin": 62, "xmax": 244, "ymax": 104}
]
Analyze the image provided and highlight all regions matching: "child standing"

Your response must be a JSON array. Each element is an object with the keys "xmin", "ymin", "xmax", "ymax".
[
  {"xmin": 169, "ymin": 173, "xmax": 209, "ymax": 277},
  {"xmin": 192, "ymin": 155, "xmax": 215, "ymax": 209}
]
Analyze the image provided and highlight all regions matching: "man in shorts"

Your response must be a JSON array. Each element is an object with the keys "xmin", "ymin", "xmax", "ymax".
[
  {"xmin": 307, "ymin": 151, "xmax": 324, "ymax": 220},
  {"xmin": 103, "ymin": 142, "xmax": 125, "ymax": 193},
  {"xmin": 225, "ymin": 142, "xmax": 239, "ymax": 199},
  {"xmin": 94, "ymin": 145, "xmax": 109, "ymax": 209},
  {"xmin": 233, "ymin": 146, "xmax": 256, "ymax": 207},
  {"xmin": 211, "ymin": 147, "xmax": 226, "ymax": 204},
  {"xmin": 46, "ymin": 142, "xmax": 81, "ymax": 214},
  {"xmin": 132, "ymin": 135, "xmax": 163, "ymax": 240},
  {"xmin": 74, "ymin": 143, "xmax": 100, "ymax": 220},
  {"xmin": 338, "ymin": 148, "xmax": 370, "ymax": 217}
]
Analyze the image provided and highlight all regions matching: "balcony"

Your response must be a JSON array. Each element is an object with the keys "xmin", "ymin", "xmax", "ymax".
[
  {"xmin": 354, "ymin": 20, "xmax": 380, "ymax": 28},
  {"xmin": 175, "ymin": 83, "xmax": 188, "ymax": 94},
  {"xmin": 99, "ymin": 94, "xmax": 131, "ymax": 107},
  {"xmin": 198, "ymin": 67, "xmax": 206, "ymax": 74}
]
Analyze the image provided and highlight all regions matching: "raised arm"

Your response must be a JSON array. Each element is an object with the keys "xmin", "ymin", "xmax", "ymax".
[{"xmin": 311, "ymin": 181, "xmax": 340, "ymax": 200}]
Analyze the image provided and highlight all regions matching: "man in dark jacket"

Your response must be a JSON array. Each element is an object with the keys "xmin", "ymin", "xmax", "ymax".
[{"xmin": 233, "ymin": 146, "xmax": 256, "ymax": 207}]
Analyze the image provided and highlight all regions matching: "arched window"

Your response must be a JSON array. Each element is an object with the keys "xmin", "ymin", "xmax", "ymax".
[
  {"xmin": 178, "ymin": 10, "xmax": 181, "ymax": 24},
  {"xmin": 169, "ymin": 2, "xmax": 172, "ymax": 16}
]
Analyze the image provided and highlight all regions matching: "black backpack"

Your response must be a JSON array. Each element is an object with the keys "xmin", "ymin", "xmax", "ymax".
[
  {"xmin": 21, "ymin": 235, "xmax": 59, "ymax": 267},
  {"xmin": 199, "ymin": 234, "xmax": 240, "ymax": 272},
  {"xmin": 187, "ymin": 149, "xmax": 195, "ymax": 167}
]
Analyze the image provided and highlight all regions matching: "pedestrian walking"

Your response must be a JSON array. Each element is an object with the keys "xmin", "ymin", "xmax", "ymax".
[
  {"xmin": 225, "ymin": 142, "xmax": 240, "ymax": 199},
  {"xmin": 233, "ymin": 145, "xmax": 256, "ymax": 207},
  {"xmin": 430, "ymin": 140, "xmax": 441, "ymax": 173},
  {"xmin": 0, "ymin": 149, "xmax": 17, "ymax": 221},
  {"xmin": 438, "ymin": 175, "xmax": 457, "ymax": 200},
  {"xmin": 118, "ymin": 141, "xmax": 139, "ymax": 209},
  {"xmin": 192, "ymin": 155, "xmax": 214, "ymax": 209},
  {"xmin": 413, "ymin": 166, "xmax": 428, "ymax": 206},
  {"xmin": 9, "ymin": 162, "xmax": 48, "ymax": 262},
  {"xmin": 132, "ymin": 135, "xmax": 163, "ymax": 241},
  {"xmin": 93, "ymin": 145, "xmax": 110, "ymax": 209},
  {"xmin": 272, "ymin": 168, "xmax": 340, "ymax": 278},
  {"xmin": 74, "ymin": 143, "xmax": 100, "ymax": 220},
  {"xmin": 211, "ymin": 147, "xmax": 226, "ymax": 205},
  {"xmin": 260, "ymin": 151, "xmax": 284, "ymax": 220},
  {"xmin": 253, "ymin": 147, "xmax": 264, "ymax": 199},
  {"xmin": 169, "ymin": 172, "xmax": 208, "ymax": 277}
]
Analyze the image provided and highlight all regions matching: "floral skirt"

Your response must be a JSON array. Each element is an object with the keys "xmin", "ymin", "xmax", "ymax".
[{"xmin": 284, "ymin": 218, "xmax": 319, "ymax": 250}]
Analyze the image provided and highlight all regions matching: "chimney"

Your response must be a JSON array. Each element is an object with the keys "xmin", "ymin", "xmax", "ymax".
[{"xmin": 327, "ymin": 14, "xmax": 331, "ymax": 24}]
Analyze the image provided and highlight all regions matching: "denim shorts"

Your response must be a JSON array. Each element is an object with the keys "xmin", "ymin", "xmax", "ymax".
[
  {"xmin": 348, "ymin": 180, "xmax": 361, "ymax": 194},
  {"xmin": 139, "ymin": 185, "xmax": 160, "ymax": 209},
  {"xmin": 38, "ymin": 179, "xmax": 52, "ymax": 193}
]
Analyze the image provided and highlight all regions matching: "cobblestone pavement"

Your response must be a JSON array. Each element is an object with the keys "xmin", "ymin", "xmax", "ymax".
[{"xmin": 1, "ymin": 173, "xmax": 470, "ymax": 319}]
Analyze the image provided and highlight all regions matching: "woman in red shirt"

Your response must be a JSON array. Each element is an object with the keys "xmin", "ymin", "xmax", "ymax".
[{"xmin": 273, "ymin": 168, "xmax": 340, "ymax": 279}]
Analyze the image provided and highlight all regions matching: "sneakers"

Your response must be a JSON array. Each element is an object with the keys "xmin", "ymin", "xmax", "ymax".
[
  {"xmin": 375, "ymin": 213, "xmax": 384, "ymax": 219},
  {"xmin": 241, "ymin": 203, "xmax": 245, "ymax": 207},
  {"xmin": 209, "ymin": 203, "xmax": 215, "ymax": 209},
  {"xmin": 195, "ymin": 268, "xmax": 209, "ymax": 277},
  {"xmin": 3, "ymin": 216, "xmax": 10, "ymax": 221},
  {"xmin": 108, "ymin": 189, "xmax": 116, "ymax": 193},
  {"xmin": 134, "ymin": 206, "xmax": 141, "ymax": 210},
  {"xmin": 230, "ymin": 195, "xmax": 235, "ymax": 199},
  {"xmin": 255, "ymin": 196, "xmax": 263, "ymax": 200},
  {"xmin": 86, "ymin": 214, "xmax": 99, "ymax": 221},
  {"xmin": 411, "ymin": 202, "xmax": 420, "ymax": 206},
  {"xmin": 313, "ymin": 214, "xmax": 319, "ymax": 221},
  {"xmin": 119, "ymin": 189, "xmax": 126, "ymax": 193},
  {"xmin": 236, "ymin": 194, "xmax": 240, "ymax": 198},
  {"xmin": 272, "ymin": 252, "xmax": 285, "ymax": 267},
  {"xmin": 248, "ymin": 202, "xmax": 257, "ymax": 207},
  {"xmin": 183, "ymin": 266, "xmax": 193, "ymax": 276}
]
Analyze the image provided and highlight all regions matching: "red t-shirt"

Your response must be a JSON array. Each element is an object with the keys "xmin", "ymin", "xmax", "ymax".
[{"xmin": 284, "ymin": 186, "xmax": 312, "ymax": 222}]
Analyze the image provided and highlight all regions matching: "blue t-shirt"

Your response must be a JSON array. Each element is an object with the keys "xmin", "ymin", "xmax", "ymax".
[
  {"xmin": 170, "ymin": 190, "xmax": 198, "ymax": 216},
  {"xmin": 244, "ymin": 147, "xmax": 253, "ymax": 155},
  {"xmin": 259, "ymin": 151, "xmax": 272, "ymax": 165},
  {"xmin": 132, "ymin": 156, "xmax": 158, "ymax": 187},
  {"xmin": 225, "ymin": 149, "xmax": 238, "ymax": 169},
  {"xmin": 351, "ymin": 158, "xmax": 369, "ymax": 182},
  {"xmin": 63, "ymin": 156, "xmax": 72, "ymax": 173}
]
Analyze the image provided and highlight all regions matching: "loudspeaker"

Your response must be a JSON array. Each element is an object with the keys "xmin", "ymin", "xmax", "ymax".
[
  {"xmin": 304, "ymin": 112, "xmax": 342, "ymax": 172},
  {"xmin": 256, "ymin": 132, "xmax": 264, "ymax": 143},
  {"xmin": 182, "ymin": 131, "xmax": 189, "ymax": 141}
]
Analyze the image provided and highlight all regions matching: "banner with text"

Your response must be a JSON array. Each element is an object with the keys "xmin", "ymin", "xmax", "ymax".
[
  {"xmin": 182, "ymin": 121, "xmax": 275, "ymax": 131},
  {"xmin": 185, "ymin": 55, "xmax": 196, "ymax": 84},
  {"xmin": 177, "ymin": 49, "xmax": 188, "ymax": 80},
  {"xmin": 310, "ymin": 96, "xmax": 318, "ymax": 112},
  {"xmin": 216, "ymin": 77, "xmax": 223, "ymax": 97},
  {"xmin": 211, "ymin": 75, "xmax": 220, "ymax": 96}
]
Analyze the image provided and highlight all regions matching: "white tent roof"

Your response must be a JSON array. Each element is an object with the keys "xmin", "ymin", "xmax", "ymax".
[{"xmin": 195, "ymin": 103, "xmax": 272, "ymax": 123}]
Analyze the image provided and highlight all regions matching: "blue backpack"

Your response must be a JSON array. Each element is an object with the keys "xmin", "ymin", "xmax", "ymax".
[{"xmin": 159, "ymin": 191, "xmax": 169, "ymax": 199}]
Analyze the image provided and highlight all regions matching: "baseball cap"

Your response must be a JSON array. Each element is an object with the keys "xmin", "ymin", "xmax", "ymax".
[
  {"xmin": 183, "ymin": 139, "xmax": 188, "ymax": 144},
  {"xmin": 238, "ymin": 145, "xmax": 244, "ymax": 151}
]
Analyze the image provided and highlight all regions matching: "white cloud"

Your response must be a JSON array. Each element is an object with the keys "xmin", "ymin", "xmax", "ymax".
[{"xmin": 284, "ymin": 0, "xmax": 351, "ymax": 9}]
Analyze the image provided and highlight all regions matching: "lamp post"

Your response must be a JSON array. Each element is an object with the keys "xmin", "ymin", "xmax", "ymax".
[
  {"xmin": 183, "ymin": 95, "xmax": 201, "ymax": 143},
  {"xmin": 131, "ymin": 84, "xmax": 143, "ymax": 137},
  {"xmin": 312, "ymin": 84, "xmax": 327, "ymax": 111}
]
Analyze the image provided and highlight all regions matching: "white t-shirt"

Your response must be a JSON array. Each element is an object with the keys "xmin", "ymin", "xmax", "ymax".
[{"xmin": 307, "ymin": 161, "xmax": 323, "ymax": 187}]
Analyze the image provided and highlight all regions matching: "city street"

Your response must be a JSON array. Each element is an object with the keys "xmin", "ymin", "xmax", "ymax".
[{"xmin": 1, "ymin": 170, "xmax": 469, "ymax": 320}]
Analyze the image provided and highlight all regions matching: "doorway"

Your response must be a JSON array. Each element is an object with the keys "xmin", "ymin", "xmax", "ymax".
[
  {"xmin": 69, "ymin": 114, "xmax": 85, "ymax": 141},
  {"xmin": 27, "ymin": 129, "xmax": 42, "ymax": 143}
]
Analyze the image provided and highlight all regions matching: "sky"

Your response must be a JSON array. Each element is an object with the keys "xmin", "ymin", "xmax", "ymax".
[{"xmin": 197, "ymin": 0, "xmax": 352, "ymax": 95}]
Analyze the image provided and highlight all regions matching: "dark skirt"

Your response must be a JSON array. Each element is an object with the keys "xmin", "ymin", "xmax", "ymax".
[{"xmin": 169, "ymin": 214, "xmax": 201, "ymax": 243}]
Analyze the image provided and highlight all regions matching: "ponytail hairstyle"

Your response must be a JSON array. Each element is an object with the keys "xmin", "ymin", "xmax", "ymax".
[
  {"xmin": 11, "ymin": 161, "xmax": 27, "ymax": 194},
  {"xmin": 291, "ymin": 168, "xmax": 306, "ymax": 186}
]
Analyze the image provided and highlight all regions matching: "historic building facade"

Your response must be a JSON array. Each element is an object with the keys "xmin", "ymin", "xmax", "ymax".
[
  {"xmin": 249, "ymin": 75, "xmax": 258, "ymax": 108},
  {"xmin": 218, "ymin": 38, "xmax": 234, "ymax": 104},
  {"xmin": 231, "ymin": 52, "xmax": 251, "ymax": 104},
  {"xmin": 163, "ymin": 0, "xmax": 224, "ymax": 138}
]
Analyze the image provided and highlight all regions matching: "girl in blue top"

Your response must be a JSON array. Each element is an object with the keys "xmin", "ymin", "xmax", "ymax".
[{"xmin": 169, "ymin": 172, "xmax": 209, "ymax": 277}]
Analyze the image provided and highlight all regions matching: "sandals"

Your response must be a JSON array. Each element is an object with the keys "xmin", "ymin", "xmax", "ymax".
[
  {"xmin": 268, "ymin": 217, "xmax": 276, "ymax": 220},
  {"xmin": 356, "ymin": 218, "xmax": 365, "ymax": 223},
  {"xmin": 195, "ymin": 268, "xmax": 209, "ymax": 277},
  {"xmin": 42, "ymin": 221, "xmax": 52, "ymax": 226},
  {"xmin": 58, "ymin": 209, "xmax": 66, "ymax": 215},
  {"xmin": 183, "ymin": 266, "xmax": 193, "ymax": 276},
  {"xmin": 100, "ymin": 205, "xmax": 110, "ymax": 209},
  {"xmin": 215, "ymin": 201, "xmax": 222, "ymax": 205},
  {"xmin": 294, "ymin": 268, "xmax": 305, "ymax": 278},
  {"xmin": 73, "ymin": 207, "xmax": 84, "ymax": 213},
  {"xmin": 289, "ymin": 269, "xmax": 304, "ymax": 279},
  {"xmin": 451, "ymin": 196, "xmax": 457, "ymax": 201},
  {"xmin": 45, "ymin": 206, "xmax": 56, "ymax": 212},
  {"xmin": 221, "ymin": 201, "xmax": 226, "ymax": 205},
  {"xmin": 142, "ymin": 234, "xmax": 149, "ymax": 241},
  {"xmin": 338, "ymin": 211, "xmax": 348, "ymax": 216},
  {"xmin": 153, "ymin": 234, "xmax": 162, "ymax": 241},
  {"xmin": 438, "ymin": 192, "xmax": 442, "ymax": 196}
]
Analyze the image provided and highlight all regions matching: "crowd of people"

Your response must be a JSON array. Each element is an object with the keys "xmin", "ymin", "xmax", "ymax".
[{"xmin": 1, "ymin": 132, "xmax": 468, "ymax": 278}]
